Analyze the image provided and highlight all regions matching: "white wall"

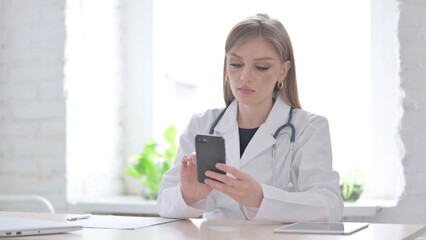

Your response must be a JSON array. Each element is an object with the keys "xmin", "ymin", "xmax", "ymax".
[
  {"xmin": 370, "ymin": 0, "xmax": 405, "ymax": 200},
  {"xmin": 378, "ymin": 0, "xmax": 426, "ymax": 223},
  {"xmin": 0, "ymin": 0, "xmax": 67, "ymax": 211},
  {"xmin": 1, "ymin": 0, "xmax": 426, "ymax": 222},
  {"xmin": 345, "ymin": 0, "xmax": 426, "ymax": 224}
]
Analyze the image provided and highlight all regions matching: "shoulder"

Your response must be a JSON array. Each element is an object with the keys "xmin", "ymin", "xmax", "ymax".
[
  {"xmin": 185, "ymin": 107, "xmax": 225, "ymax": 134},
  {"xmin": 191, "ymin": 107, "xmax": 224, "ymax": 121},
  {"xmin": 292, "ymin": 109, "xmax": 330, "ymax": 137},
  {"xmin": 177, "ymin": 107, "xmax": 226, "ymax": 153},
  {"xmin": 293, "ymin": 108, "xmax": 328, "ymax": 124}
]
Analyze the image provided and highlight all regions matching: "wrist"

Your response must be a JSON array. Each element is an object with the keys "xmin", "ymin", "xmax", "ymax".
[
  {"xmin": 254, "ymin": 184, "xmax": 264, "ymax": 208},
  {"xmin": 180, "ymin": 187, "xmax": 196, "ymax": 206}
]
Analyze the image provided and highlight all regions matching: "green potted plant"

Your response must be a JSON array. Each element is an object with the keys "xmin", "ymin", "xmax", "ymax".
[
  {"xmin": 126, "ymin": 126, "xmax": 178, "ymax": 200},
  {"xmin": 340, "ymin": 168, "xmax": 365, "ymax": 202}
]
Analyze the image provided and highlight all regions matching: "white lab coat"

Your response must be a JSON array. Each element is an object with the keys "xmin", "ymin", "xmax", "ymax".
[{"xmin": 157, "ymin": 97, "xmax": 343, "ymax": 222}]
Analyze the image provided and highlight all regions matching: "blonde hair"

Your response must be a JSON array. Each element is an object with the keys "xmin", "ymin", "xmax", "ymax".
[{"xmin": 223, "ymin": 13, "xmax": 301, "ymax": 109}]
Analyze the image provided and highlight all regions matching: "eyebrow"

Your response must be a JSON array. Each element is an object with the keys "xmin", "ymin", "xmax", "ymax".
[{"xmin": 229, "ymin": 53, "xmax": 275, "ymax": 61}]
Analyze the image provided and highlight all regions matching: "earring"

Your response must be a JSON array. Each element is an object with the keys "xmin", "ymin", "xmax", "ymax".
[{"xmin": 277, "ymin": 81, "xmax": 284, "ymax": 89}]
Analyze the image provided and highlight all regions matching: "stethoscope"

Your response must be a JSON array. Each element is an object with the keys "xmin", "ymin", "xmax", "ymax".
[
  {"xmin": 208, "ymin": 105, "xmax": 296, "ymax": 220},
  {"xmin": 209, "ymin": 105, "xmax": 296, "ymax": 189}
]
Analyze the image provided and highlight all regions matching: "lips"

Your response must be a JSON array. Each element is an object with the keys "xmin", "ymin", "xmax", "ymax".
[{"xmin": 238, "ymin": 86, "xmax": 255, "ymax": 95}]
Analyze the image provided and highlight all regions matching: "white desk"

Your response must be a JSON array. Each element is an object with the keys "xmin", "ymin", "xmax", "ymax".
[{"xmin": 1, "ymin": 211, "xmax": 425, "ymax": 240}]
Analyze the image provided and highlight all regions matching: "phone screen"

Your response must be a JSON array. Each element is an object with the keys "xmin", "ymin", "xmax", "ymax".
[{"xmin": 195, "ymin": 134, "xmax": 226, "ymax": 183}]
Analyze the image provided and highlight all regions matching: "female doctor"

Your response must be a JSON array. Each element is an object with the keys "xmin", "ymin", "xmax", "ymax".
[{"xmin": 157, "ymin": 14, "xmax": 343, "ymax": 222}]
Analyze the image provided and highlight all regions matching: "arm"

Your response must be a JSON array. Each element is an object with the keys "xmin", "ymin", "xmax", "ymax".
[
  {"xmin": 251, "ymin": 116, "xmax": 343, "ymax": 222},
  {"xmin": 157, "ymin": 115, "xmax": 212, "ymax": 218},
  {"xmin": 204, "ymin": 116, "xmax": 343, "ymax": 222},
  {"xmin": 156, "ymin": 163, "xmax": 208, "ymax": 218}
]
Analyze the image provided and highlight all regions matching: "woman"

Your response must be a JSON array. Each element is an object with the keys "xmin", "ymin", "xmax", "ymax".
[{"xmin": 157, "ymin": 14, "xmax": 343, "ymax": 222}]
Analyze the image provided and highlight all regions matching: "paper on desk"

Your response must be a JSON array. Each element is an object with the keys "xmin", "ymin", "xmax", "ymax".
[{"xmin": 79, "ymin": 215, "xmax": 180, "ymax": 230}]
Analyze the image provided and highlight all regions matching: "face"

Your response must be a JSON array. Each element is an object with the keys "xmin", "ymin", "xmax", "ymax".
[{"xmin": 226, "ymin": 37, "xmax": 290, "ymax": 108}]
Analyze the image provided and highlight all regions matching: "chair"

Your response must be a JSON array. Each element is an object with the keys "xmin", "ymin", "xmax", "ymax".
[{"xmin": 0, "ymin": 195, "xmax": 55, "ymax": 213}]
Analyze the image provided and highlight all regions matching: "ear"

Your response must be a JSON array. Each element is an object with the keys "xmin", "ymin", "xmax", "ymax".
[{"xmin": 279, "ymin": 60, "xmax": 292, "ymax": 81}]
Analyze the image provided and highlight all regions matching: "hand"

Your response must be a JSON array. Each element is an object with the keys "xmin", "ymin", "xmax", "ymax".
[
  {"xmin": 180, "ymin": 153, "xmax": 213, "ymax": 205},
  {"xmin": 204, "ymin": 163, "xmax": 264, "ymax": 208}
]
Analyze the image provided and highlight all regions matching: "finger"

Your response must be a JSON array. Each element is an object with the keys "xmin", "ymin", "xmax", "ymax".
[
  {"xmin": 189, "ymin": 152, "xmax": 197, "ymax": 165},
  {"xmin": 205, "ymin": 170, "xmax": 235, "ymax": 185},
  {"xmin": 204, "ymin": 178, "xmax": 232, "ymax": 193},
  {"xmin": 205, "ymin": 178, "xmax": 245, "ymax": 202},
  {"xmin": 215, "ymin": 163, "xmax": 248, "ymax": 180},
  {"xmin": 181, "ymin": 155, "xmax": 189, "ymax": 166}
]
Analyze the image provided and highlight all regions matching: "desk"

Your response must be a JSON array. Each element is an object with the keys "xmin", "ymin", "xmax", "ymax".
[{"xmin": 1, "ymin": 211, "xmax": 425, "ymax": 240}]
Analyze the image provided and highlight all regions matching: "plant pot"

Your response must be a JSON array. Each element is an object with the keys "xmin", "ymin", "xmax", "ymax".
[
  {"xmin": 141, "ymin": 188, "xmax": 158, "ymax": 200},
  {"xmin": 340, "ymin": 184, "xmax": 364, "ymax": 202}
]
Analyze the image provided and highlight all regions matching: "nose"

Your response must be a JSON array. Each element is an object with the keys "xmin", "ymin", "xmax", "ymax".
[{"xmin": 240, "ymin": 66, "xmax": 252, "ymax": 82}]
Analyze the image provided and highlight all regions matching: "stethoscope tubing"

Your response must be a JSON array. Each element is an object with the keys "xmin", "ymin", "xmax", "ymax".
[
  {"xmin": 208, "ymin": 104, "xmax": 296, "ymax": 219},
  {"xmin": 210, "ymin": 106, "xmax": 295, "ymax": 140},
  {"xmin": 209, "ymin": 105, "xmax": 295, "ymax": 187}
]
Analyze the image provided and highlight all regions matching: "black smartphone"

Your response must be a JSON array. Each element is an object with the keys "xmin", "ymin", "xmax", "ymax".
[{"xmin": 195, "ymin": 134, "xmax": 226, "ymax": 183}]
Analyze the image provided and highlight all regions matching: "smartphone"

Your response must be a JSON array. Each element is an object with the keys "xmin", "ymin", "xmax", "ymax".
[{"xmin": 195, "ymin": 134, "xmax": 226, "ymax": 183}]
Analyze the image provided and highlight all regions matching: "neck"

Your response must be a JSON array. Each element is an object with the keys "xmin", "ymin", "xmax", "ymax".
[{"xmin": 237, "ymin": 100, "xmax": 274, "ymax": 129}]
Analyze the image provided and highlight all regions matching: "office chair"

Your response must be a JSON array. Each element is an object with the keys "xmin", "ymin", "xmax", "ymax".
[{"xmin": 0, "ymin": 195, "xmax": 55, "ymax": 213}]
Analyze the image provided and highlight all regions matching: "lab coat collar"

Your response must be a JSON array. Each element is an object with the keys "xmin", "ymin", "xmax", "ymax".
[
  {"xmin": 212, "ymin": 97, "xmax": 292, "ymax": 168},
  {"xmin": 213, "ymin": 97, "xmax": 291, "ymax": 135},
  {"xmin": 263, "ymin": 96, "xmax": 292, "ymax": 136},
  {"xmin": 213, "ymin": 99, "xmax": 238, "ymax": 134},
  {"xmin": 213, "ymin": 100, "xmax": 239, "ymax": 168},
  {"xmin": 240, "ymin": 97, "xmax": 291, "ymax": 166}
]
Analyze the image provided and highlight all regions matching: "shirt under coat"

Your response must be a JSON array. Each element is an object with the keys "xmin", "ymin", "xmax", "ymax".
[{"xmin": 157, "ymin": 96, "xmax": 344, "ymax": 222}]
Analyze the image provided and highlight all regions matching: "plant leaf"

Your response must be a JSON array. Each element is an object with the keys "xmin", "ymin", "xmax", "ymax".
[
  {"xmin": 126, "ymin": 167, "xmax": 142, "ymax": 178},
  {"xmin": 127, "ymin": 154, "xmax": 143, "ymax": 163},
  {"xmin": 164, "ymin": 125, "xmax": 176, "ymax": 145},
  {"xmin": 161, "ymin": 161, "xmax": 170, "ymax": 174},
  {"xmin": 144, "ymin": 139, "xmax": 157, "ymax": 156},
  {"xmin": 140, "ymin": 156, "xmax": 156, "ymax": 172},
  {"xmin": 126, "ymin": 126, "xmax": 178, "ymax": 196},
  {"xmin": 164, "ymin": 148, "xmax": 174, "ymax": 162}
]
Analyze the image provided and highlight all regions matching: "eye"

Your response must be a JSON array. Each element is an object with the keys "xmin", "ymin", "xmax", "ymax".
[
  {"xmin": 230, "ymin": 63, "xmax": 243, "ymax": 68},
  {"xmin": 256, "ymin": 66, "xmax": 270, "ymax": 71}
]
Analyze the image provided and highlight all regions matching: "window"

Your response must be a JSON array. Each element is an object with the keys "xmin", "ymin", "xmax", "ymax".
[
  {"xmin": 66, "ymin": 0, "xmax": 403, "ymax": 201},
  {"xmin": 149, "ymin": 0, "xmax": 403, "ymax": 200},
  {"xmin": 65, "ymin": 0, "xmax": 124, "ymax": 201}
]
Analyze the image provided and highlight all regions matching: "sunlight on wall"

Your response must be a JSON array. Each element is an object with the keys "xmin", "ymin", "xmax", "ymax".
[{"xmin": 65, "ymin": 0, "xmax": 124, "ymax": 202}]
